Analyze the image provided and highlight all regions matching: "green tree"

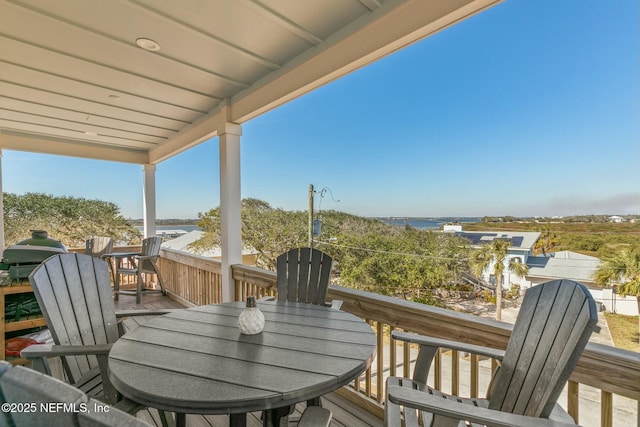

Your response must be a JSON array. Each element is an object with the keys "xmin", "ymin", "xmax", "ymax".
[
  {"xmin": 533, "ymin": 226, "xmax": 558, "ymax": 256},
  {"xmin": 470, "ymin": 239, "xmax": 529, "ymax": 321},
  {"xmin": 192, "ymin": 198, "xmax": 307, "ymax": 270},
  {"xmin": 192, "ymin": 199, "xmax": 469, "ymax": 307},
  {"xmin": 3, "ymin": 193, "xmax": 140, "ymax": 248},
  {"xmin": 335, "ymin": 229, "xmax": 466, "ymax": 305},
  {"xmin": 594, "ymin": 248, "xmax": 640, "ymax": 349}
]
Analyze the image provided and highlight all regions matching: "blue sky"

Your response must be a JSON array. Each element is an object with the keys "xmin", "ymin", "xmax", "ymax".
[{"xmin": 3, "ymin": 0, "xmax": 639, "ymax": 219}]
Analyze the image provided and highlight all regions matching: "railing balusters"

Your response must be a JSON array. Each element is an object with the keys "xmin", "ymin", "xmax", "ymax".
[
  {"xmin": 403, "ymin": 334, "xmax": 411, "ymax": 379},
  {"xmin": 601, "ymin": 390, "xmax": 613, "ymax": 427},
  {"xmin": 390, "ymin": 327, "xmax": 397, "ymax": 377},
  {"xmin": 451, "ymin": 349, "xmax": 459, "ymax": 396},
  {"xmin": 491, "ymin": 358, "xmax": 499, "ymax": 377},
  {"xmin": 568, "ymin": 380, "xmax": 579, "ymax": 423},
  {"xmin": 434, "ymin": 349, "xmax": 441, "ymax": 391},
  {"xmin": 151, "ymin": 259, "xmax": 640, "ymax": 425},
  {"xmin": 470, "ymin": 353, "xmax": 479, "ymax": 398},
  {"xmin": 376, "ymin": 322, "xmax": 384, "ymax": 402}
]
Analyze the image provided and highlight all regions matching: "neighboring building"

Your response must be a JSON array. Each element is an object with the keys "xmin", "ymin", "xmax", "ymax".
[
  {"xmin": 161, "ymin": 230, "xmax": 258, "ymax": 265},
  {"xmin": 449, "ymin": 226, "xmax": 639, "ymax": 315},
  {"xmin": 527, "ymin": 250, "xmax": 601, "ymax": 286},
  {"xmin": 526, "ymin": 251, "xmax": 637, "ymax": 315},
  {"xmin": 447, "ymin": 228, "xmax": 541, "ymax": 291}
]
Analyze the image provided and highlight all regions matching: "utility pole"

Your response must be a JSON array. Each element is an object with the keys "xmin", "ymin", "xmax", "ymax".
[{"xmin": 308, "ymin": 184, "xmax": 314, "ymax": 248}]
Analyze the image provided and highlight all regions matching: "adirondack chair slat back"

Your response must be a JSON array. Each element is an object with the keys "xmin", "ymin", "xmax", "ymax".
[
  {"xmin": 488, "ymin": 279, "xmax": 597, "ymax": 418},
  {"xmin": 85, "ymin": 236, "xmax": 114, "ymax": 258},
  {"xmin": 0, "ymin": 361, "xmax": 152, "ymax": 427},
  {"xmin": 139, "ymin": 236, "xmax": 162, "ymax": 272},
  {"xmin": 29, "ymin": 253, "xmax": 119, "ymax": 383},
  {"xmin": 276, "ymin": 247, "xmax": 332, "ymax": 305},
  {"xmin": 0, "ymin": 361, "xmax": 87, "ymax": 427}
]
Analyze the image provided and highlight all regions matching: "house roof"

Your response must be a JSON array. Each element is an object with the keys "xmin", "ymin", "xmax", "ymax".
[
  {"xmin": 0, "ymin": 0, "xmax": 502, "ymax": 164},
  {"xmin": 527, "ymin": 250, "xmax": 602, "ymax": 284},
  {"xmin": 456, "ymin": 231, "xmax": 541, "ymax": 251},
  {"xmin": 161, "ymin": 230, "xmax": 256, "ymax": 258}
]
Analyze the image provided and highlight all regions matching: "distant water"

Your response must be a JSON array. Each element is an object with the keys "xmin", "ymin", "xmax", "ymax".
[{"xmin": 377, "ymin": 217, "xmax": 481, "ymax": 230}]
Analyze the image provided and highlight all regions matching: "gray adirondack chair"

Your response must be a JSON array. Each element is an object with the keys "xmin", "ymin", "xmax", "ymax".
[
  {"xmin": 0, "ymin": 360, "xmax": 152, "ymax": 427},
  {"xmin": 114, "ymin": 236, "xmax": 166, "ymax": 304},
  {"xmin": 86, "ymin": 236, "xmax": 115, "ymax": 283},
  {"xmin": 385, "ymin": 279, "xmax": 598, "ymax": 427},
  {"xmin": 275, "ymin": 247, "xmax": 341, "ymax": 309},
  {"xmin": 22, "ymin": 253, "xmax": 174, "ymax": 408},
  {"xmin": 85, "ymin": 236, "xmax": 114, "ymax": 259},
  {"xmin": 267, "ymin": 247, "xmax": 342, "ymax": 417}
]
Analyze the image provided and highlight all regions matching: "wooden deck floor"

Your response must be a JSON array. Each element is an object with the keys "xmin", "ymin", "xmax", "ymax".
[{"xmin": 114, "ymin": 293, "xmax": 383, "ymax": 427}]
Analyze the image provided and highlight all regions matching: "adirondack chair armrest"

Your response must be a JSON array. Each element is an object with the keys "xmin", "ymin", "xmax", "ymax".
[
  {"xmin": 21, "ymin": 343, "xmax": 113, "ymax": 358},
  {"xmin": 115, "ymin": 309, "xmax": 179, "ymax": 318},
  {"xmin": 391, "ymin": 331, "xmax": 505, "ymax": 361},
  {"xmin": 327, "ymin": 299, "xmax": 343, "ymax": 310},
  {"xmin": 387, "ymin": 386, "xmax": 577, "ymax": 427},
  {"xmin": 259, "ymin": 296, "xmax": 341, "ymax": 309},
  {"xmin": 115, "ymin": 309, "xmax": 180, "ymax": 336}
]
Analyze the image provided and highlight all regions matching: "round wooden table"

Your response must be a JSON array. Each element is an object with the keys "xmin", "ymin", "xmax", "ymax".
[{"xmin": 108, "ymin": 300, "xmax": 376, "ymax": 426}]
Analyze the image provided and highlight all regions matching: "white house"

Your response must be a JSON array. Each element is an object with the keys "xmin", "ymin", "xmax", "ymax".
[
  {"xmin": 527, "ymin": 250, "xmax": 601, "ymax": 286},
  {"xmin": 161, "ymin": 230, "xmax": 258, "ymax": 265},
  {"xmin": 450, "ymin": 229, "xmax": 541, "ymax": 290},
  {"xmin": 526, "ymin": 251, "xmax": 638, "ymax": 315}
]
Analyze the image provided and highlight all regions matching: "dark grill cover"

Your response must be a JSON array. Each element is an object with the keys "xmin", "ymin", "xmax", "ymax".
[{"xmin": 2, "ymin": 230, "xmax": 67, "ymax": 279}]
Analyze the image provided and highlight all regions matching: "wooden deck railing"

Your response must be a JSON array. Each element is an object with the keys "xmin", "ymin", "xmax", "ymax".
[{"xmin": 155, "ymin": 252, "xmax": 639, "ymax": 426}]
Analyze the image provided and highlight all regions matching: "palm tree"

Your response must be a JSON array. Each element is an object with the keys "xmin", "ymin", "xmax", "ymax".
[
  {"xmin": 470, "ymin": 239, "xmax": 529, "ymax": 321},
  {"xmin": 594, "ymin": 248, "xmax": 640, "ymax": 349},
  {"xmin": 533, "ymin": 226, "xmax": 559, "ymax": 257}
]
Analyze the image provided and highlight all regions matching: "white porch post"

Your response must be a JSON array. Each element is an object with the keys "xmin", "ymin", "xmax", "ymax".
[
  {"xmin": 0, "ymin": 148, "xmax": 4, "ymax": 256},
  {"xmin": 219, "ymin": 123, "xmax": 242, "ymax": 302},
  {"xmin": 142, "ymin": 164, "xmax": 157, "ymax": 239}
]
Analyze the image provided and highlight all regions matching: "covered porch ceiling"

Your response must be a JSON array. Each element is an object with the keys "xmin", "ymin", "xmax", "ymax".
[{"xmin": 0, "ymin": 0, "xmax": 501, "ymax": 165}]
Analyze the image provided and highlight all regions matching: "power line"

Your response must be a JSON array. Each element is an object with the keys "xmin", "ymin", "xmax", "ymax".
[
  {"xmin": 315, "ymin": 239, "xmax": 471, "ymax": 262},
  {"xmin": 315, "ymin": 239, "xmax": 632, "ymax": 272}
]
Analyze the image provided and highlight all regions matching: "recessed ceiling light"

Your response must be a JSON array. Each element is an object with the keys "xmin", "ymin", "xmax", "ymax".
[{"xmin": 136, "ymin": 38, "xmax": 160, "ymax": 51}]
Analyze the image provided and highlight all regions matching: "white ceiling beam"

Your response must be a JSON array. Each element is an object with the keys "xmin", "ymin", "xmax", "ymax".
[
  {"xmin": 239, "ymin": 0, "xmax": 323, "ymax": 45},
  {"xmin": 358, "ymin": 0, "xmax": 382, "ymax": 12},
  {"xmin": 129, "ymin": 0, "xmax": 281, "ymax": 71},
  {"xmin": 0, "ymin": 34, "xmax": 221, "ymax": 106},
  {"xmin": 4, "ymin": 0, "xmax": 250, "ymax": 90},
  {"xmin": 147, "ymin": 109, "xmax": 225, "ymax": 164},
  {"xmin": 0, "ymin": 130, "xmax": 148, "ymax": 164}
]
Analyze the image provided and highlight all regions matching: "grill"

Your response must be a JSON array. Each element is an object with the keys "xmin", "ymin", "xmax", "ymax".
[{"xmin": 1, "ymin": 230, "xmax": 67, "ymax": 279}]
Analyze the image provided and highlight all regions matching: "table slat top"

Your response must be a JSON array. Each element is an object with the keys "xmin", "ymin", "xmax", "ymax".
[{"xmin": 108, "ymin": 301, "xmax": 376, "ymax": 414}]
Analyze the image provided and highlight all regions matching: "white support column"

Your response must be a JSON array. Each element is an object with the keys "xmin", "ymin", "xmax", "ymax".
[
  {"xmin": 0, "ymin": 148, "xmax": 4, "ymax": 256},
  {"xmin": 219, "ymin": 123, "xmax": 242, "ymax": 302},
  {"xmin": 142, "ymin": 164, "xmax": 157, "ymax": 239}
]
